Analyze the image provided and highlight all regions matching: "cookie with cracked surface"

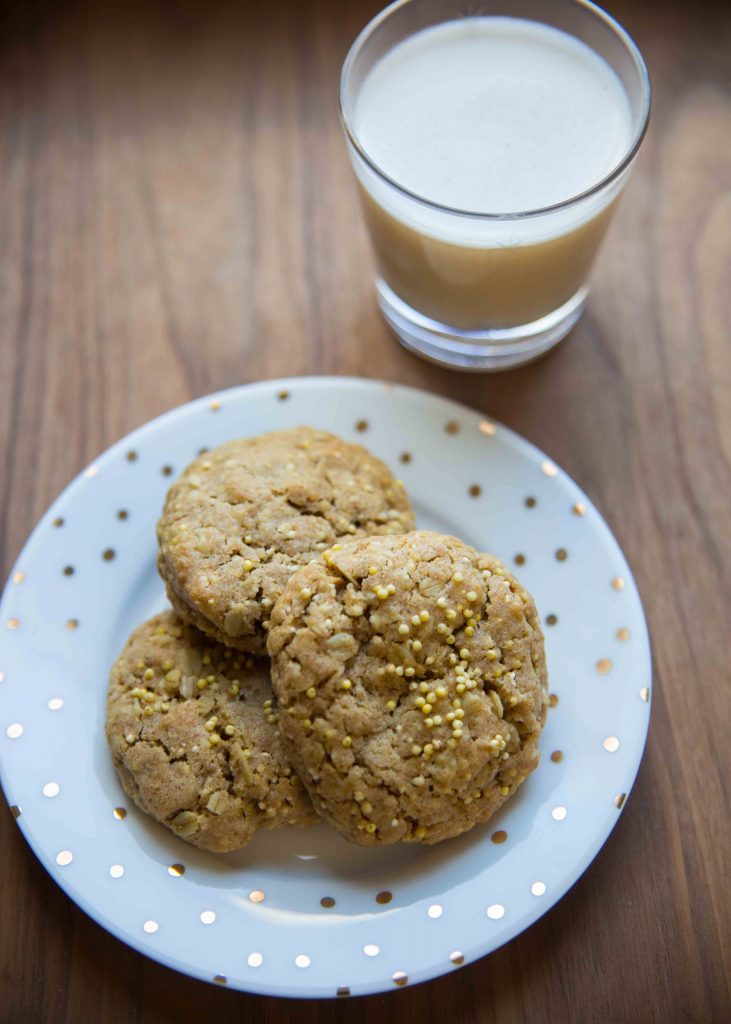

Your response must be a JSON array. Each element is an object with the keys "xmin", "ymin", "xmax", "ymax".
[
  {"xmin": 157, "ymin": 427, "xmax": 415, "ymax": 654},
  {"xmin": 267, "ymin": 531, "xmax": 548, "ymax": 846},
  {"xmin": 106, "ymin": 611, "xmax": 316, "ymax": 852}
]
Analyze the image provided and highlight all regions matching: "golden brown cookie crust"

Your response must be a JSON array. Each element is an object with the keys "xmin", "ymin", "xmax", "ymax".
[
  {"xmin": 106, "ymin": 611, "xmax": 316, "ymax": 852},
  {"xmin": 268, "ymin": 531, "xmax": 548, "ymax": 846},
  {"xmin": 157, "ymin": 428, "xmax": 415, "ymax": 654}
]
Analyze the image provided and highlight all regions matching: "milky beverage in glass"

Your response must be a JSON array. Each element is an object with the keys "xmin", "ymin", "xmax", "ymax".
[{"xmin": 340, "ymin": 1, "xmax": 650, "ymax": 370}]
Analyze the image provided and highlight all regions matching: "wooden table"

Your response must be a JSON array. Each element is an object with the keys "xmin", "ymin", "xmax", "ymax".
[{"xmin": 1, "ymin": 1, "xmax": 729, "ymax": 1020}]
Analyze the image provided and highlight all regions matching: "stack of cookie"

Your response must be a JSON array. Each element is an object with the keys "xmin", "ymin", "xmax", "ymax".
[{"xmin": 106, "ymin": 427, "xmax": 548, "ymax": 852}]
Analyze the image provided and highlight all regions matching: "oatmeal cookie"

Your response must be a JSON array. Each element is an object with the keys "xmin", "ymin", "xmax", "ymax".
[
  {"xmin": 267, "ymin": 531, "xmax": 547, "ymax": 846},
  {"xmin": 106, "ymin": 611, "xmax": 316, "ymax": 852},
  {"xmin": 157, "ymin": 427, "xmax": 415, "ymax": 654}
]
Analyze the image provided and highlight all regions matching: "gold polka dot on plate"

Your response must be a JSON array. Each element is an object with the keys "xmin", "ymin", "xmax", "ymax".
[
  {"xmin": 525, "ymin": 496, "xmax": 537, "ymax": 508},
  {"xmin": 531, "ymin": 882, "xmax": 546, "ymax": 896},
  {"xmin": 113, "ymin": 807, "xmax": 127, "ymax": 820},
  {"xmin": 117, "ymin": 509, "xmax": 129, "ymax": 521},
  {"xmin": 168, "ymin": 863, "xmax": 185, "ymax": 877},
  {"xmin": 56, "ymin": 850, "xmax": 73, "ymax": 866},
  {"xmin": 615, "ymin": 793, "xmax": 627, "ymax": 809},
  {"xmin": 248, "ymin": 952, "xmax": 263, "ymax": 968},
  {"xmin": 486, "ymin": 904, "xmax": 505, "ymax": 920},
  {"xmin": 375, "ymin": 890, "xmax": 392, "ymax": 905},
  {"xmin": 143, "ymin": 920, "xmax": 158, "ymax": 934},
  {"xmin": 450, "ymin": 951, "xmax": 464, "ymax": 966},
  {"xmin": 6, "ymin": 723, "xmax": 23, "ymax": 739},
  {"xmin": 249, "ymin": 889, "xmax": 265, "ymax": 904},
  {"xmin": 109, "ymin": 864, "xmax": 124, "ymax": 878},
  {"xmin": 616, "ymin": 627, "xmax": 630, "ymax": 641},
  {"xmin": 548, "ymin": 694, "xmax": 559, "ymax": 708},
  {"xmin": 545, "ymin": 613, "xmax": 557, "ymax": 626},
  {"xmin": 336, "ymin": 986, "xmax": 350, "ymax": 997},
  {"xmin": 355, "ymin": 419, "xmax": 368, "ymax": 432},
  {"xmin": 541, "ymin": 460, "xmax": 557, "ymax": 477},
  {"xmin": 552, "ymin": 806, "xmax": 567, "ymax": 821},
  {"xmin": 612, "ymin": 576, "xmax": 625, "ymax": 591},
  {"xmin": 162, "ymin": 465, "xmax": 173, "ymax": 476},
  {"xmin": 555, "ymin": 547, "xmax": 568, "ymax": 561},
  {"xmin": 514, "ymin": 554, "xmax": 525, "ymax": 566},
  {"xmin": 603, "ymin": 736, "xmax": 620, "ymax": 752},
  {"xmin": 491, "ymin": 830, "xmax": 508, "ymax": 844},
  {"xmin": 126, "ymin": 451, "xmax": 138, "ymax": 462},
  {"xmin": 392, "ymin": 971, "xmax": 408, "ymax": 986},
  {"xmin": 53, "ymin": 516, "xmax": 64, "ymax": 527},
  {"xmin": 550, "ymin": 751, "xmax": 563, "ymax": 763},
  {"xmin": 427, "ymin": 904, "xmax": 443, "ymax": 919},
  {"xmin": 445, "ymin": 420, "xmax": 459, "ymax": 434},
  {"xmin": 66, "ymin": 618, "xmax": 79, "ymax": 630},
  {"xmin": 6, "ymin": 618, "xmax": 19, "ymax": 631},
  {"xmin": 478, "ymin": 420, "xmax": 496, "ymax": 436},
  {"xmin": 12, "ymin": 572, "xmax": 25, "ymax": 584},
  {"xmin": 63, "ymin": 566, "xmax": 74, "ymax": 576},
  {"xmin": 102, "ymin": 549, "xmax": 116, "ymax": 562},
  {"xmin": 640, "ymin": 687, "xmax": 650, "ymax": 702},
  {"xmin": 278, "ymin": 389, "xmax": 290, "ymax": 401},
  {"xmin": 399, "ymin": 452, "xmax": 412, "ymax": 464},
  {"xmin": 320, "ymin": 896, "xmax": 335, "ymax": 909},
  {"xmin": 200, "ymin": 910, "xmax": 216, "ymax": 925},
  {"xmin": 572, "ymin": 502, "xmax": 586, "ymax": 516},
  {"xmin": 469, "ymin": 484, "xmax": 481, "ymax": 497},
  {"xmin": 295, "ymin": 954, "xmax": 311, "ymax": 968},
  {"xmin": 210, "ymin": 400, "xmax": 221, "ymax": 411},
  {"xmin": 596, "ymin": 658, "xmax": 612, "ymax": 675},
  {"xmin": 363, "ymin": 944, "xmax": 379, "ymax": 957},
  {"xmin": 213, "ymin": 975, "xmax": 227, "ymax": 985}
]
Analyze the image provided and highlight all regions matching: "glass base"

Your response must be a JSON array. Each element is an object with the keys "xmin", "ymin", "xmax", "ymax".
[{"xmin": 376, "ymin": 279, "xmax": 588, "ymax": 372}]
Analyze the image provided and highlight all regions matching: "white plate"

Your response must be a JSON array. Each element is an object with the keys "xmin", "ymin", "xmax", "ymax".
[{"xmin": 0, "ymin": 377, "xmax": 651, "ymax": 998}]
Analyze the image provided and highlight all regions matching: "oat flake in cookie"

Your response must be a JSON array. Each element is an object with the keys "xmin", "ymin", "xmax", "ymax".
[
  {"xmin": 268, "ymin": 531, "xmax": 548, "ymax": 846},
  {"xmin": 106, "ymin": 612, "xmax": 316, "ymax": 852},
  {"xmin": 157, "ymin": 427, "xmax": 415, "ymax": 655}
]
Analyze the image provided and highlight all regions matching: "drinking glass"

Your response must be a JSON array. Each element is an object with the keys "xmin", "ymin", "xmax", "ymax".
[{"xmin": 339, "ymin": 0, "xmax": 651, "ymax": 371}]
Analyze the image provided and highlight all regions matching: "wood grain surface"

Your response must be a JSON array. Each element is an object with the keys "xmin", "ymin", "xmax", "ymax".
[{"xmin": 1, "ymin": 1, "xmax": 729, "ymax": 1021}]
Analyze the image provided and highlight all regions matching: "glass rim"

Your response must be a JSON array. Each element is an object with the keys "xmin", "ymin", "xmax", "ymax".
[{"xmin": 339, "ymin": 0, "xmax": 651, "ymax": 221}]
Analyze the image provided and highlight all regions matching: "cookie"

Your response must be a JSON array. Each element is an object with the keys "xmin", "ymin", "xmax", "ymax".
[
  {"xmin": 267, "ymin": 531, "xmax": 548, "ymax": 846},
  {"xmin": 106, "ymin": 611, "xmax": 316, "ymax": 852},
  {"xmin": 157, "ymin": 427, "xmax": 415, "ymax": 655}
]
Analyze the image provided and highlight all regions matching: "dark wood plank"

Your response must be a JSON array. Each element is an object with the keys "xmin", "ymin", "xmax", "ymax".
[{"xmin": 1, "ymin": 1, "xmax": 729, "ymax": 1021}]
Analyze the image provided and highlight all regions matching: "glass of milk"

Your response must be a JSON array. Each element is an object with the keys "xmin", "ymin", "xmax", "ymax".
[{"xmin": 340, "ymin": 0, "xmax": 650, "ymax": 371}]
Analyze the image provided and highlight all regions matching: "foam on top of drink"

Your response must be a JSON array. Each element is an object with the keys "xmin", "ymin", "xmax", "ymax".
[{"xmin": 353, "ymin": 17, "xmax": 633, "ymax": 215}]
